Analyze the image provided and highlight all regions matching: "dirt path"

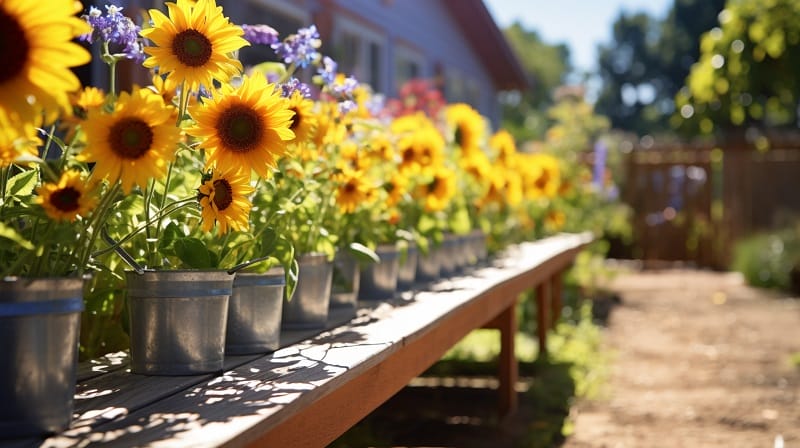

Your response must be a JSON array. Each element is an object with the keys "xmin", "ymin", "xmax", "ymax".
[{"xmin": 566, "ymin": 269, "xmax": 800, "ymax": 448}]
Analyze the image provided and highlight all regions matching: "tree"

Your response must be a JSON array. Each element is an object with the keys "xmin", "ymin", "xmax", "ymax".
[
  {"xmin": 500, "ymin": 22, "xmax": 571, "ymax": 142},
  {"xmin": 595, "ymin": 0, "xmax": 725, "ymax": 135},
  {"xmin": 674, "ymin": 0, "xmax": 800, "ymax": 138}
]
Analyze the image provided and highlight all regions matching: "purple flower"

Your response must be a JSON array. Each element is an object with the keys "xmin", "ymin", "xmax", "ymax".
[
  {"xmin": 331, "ymin": 76, "xmax": 359, "ymax": 98},
  {"xmin": 271, "ymin": 25, "xmax": 321, "ymax": 69},
  {"xmin": 592, "ymin": 140, "xmax": 607, "ymax": 189},
  {"xmin": 280, "ymin": 78, "xmax": 311, "ymax": 98},
  {"xmin": 338, "ymin": 100, "xmax": 358, "ymax": 115},
  {"xmin": 241, "ymin": 24, "xmax": 279, "ymax": 46},
  {"xmin": 81, "ymin": 5, "xmax": 143, "ymax": 62},
  {"xmin": 317, "ymin": 56, "xmax": 338, "ymax": 85}
]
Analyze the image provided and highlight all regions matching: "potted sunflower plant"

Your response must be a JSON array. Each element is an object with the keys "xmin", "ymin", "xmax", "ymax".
[
  {"xmin": 77, "ymin": 0, "xmax": 305, "ymax": 374},
  {"xmin": 0, "ymin": 0, "xmax": 135, "ymax": 436}
]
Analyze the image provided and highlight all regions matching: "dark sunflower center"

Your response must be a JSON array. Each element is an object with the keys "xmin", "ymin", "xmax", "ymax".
[
  {"xmin": 402, "ymin": 147, "xmax": 415, "ymax": 163},
  {"xmin": 109, "ymin": 118, "xmax": 154, "ymax": 159},
  {"xmin": 343, "ymin": 181, "xmax": 357, "ymax": 194},
  {"xmin": 217, "ymin": 105, "xmax": 263, "ymax": 152},
  {"xmin": 172, "ymin": 29, "xmax": 213, "ymax": 67},
  {"xmin": 289, "ymin": 107, "xmax": 301, "ymax": 131},
  {"xmin": 50, "ymin": 187, "xmax": 81, "ymax": 212},
  {"xmin": 428, "ymin": 177, "xmax": 440, "ymax": 194},
  {"xmin": 212, "ymin": 179, "xmax": 233, "ymax": 210},
  {"xmin": 454, "ymin": 125, "xmax": 465, "ymax": 147},
  {"xmin": 535, "ymin": 170, "xmax": 550, "ymax": 189},
  {"xmin": 0, "ymin": 9, "xmax": 30, "ymax": 85}
]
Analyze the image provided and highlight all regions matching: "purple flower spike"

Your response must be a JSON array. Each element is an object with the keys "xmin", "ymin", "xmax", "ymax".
[
  {"xmin": 280, "ymin": 78, "xmax": 312, "ymax": 99},
  {"xmin": 271, "ymin": 25, "xmax": 321, "ymax": 69},
  {"xmin": 242, "ymin": 24, "xmax": 279, "ymax": 46},
  {"xmin": 81, "ymin": 5, "xmax": 143, "ymax": 62},
  {"xmin": 317, "ymin": 56, "xmax": 338, "ymax": 85}
]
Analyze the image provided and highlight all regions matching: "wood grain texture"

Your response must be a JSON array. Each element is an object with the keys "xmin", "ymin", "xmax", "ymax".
[{"xmin": 21, "ymin": 232, "xmax": 592, "ymax": 448}]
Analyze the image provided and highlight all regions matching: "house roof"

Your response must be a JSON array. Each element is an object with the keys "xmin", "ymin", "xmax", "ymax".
[{"xmin": 441, "ymin": 0, "xmax": 529, "ymax": 91}]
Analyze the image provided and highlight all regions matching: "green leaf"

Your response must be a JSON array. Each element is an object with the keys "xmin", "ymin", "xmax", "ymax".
[
  {"xmin": 273, "ymin": 234, "xmax": 296, "ymax": 300},
  {"xmin": 251, "ymin": 61, "xmax": 287, "ymax": 79},
  {"xmin": 348, "ymin": 242, "xmax": 380, "ymax": 264},
  {"xmin": 5, "ymin": 170, "xmax": 38, "ymax": 198},
  {"xmin": 260, "ymin": 227, "xmax": 278, "ymax": 255},
  {"xmin": 0, "ymin": 222, "xmax": 35, "ymax": 250},
  {"xmin": 173, "ymin": 237, "xmax": 214, "ymax": 269},
  {"xmin": 157, "ymin": 222, "xmax": 183, "ymax": 255}
]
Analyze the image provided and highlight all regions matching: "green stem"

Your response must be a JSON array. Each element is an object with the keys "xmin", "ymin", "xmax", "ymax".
[
  {"xmin": 39, "ymin": 125, "xmax": 57, "ymax": 164},
  {"xmin": 0, "ymin": 165, "xmax": 8, "ymax": 203},
  {"xmin": 91, "ymin": 198, "xmax": 198, "ymax": 259},
  {"xmin": 278, "ymin": 63, "xmax": 298, "ymax": 84},
  {"xmin": 73, "ymin": 183, "xmax": 121, "ymax": 275}
]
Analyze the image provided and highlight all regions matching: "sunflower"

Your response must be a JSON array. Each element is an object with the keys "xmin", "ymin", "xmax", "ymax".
[
  {"xmin": 141, "ymin": 0, "xmax": 248, "ymax": 91},
  {"xmin": 522, "ymin": 153, "xmax": 561, "ymax": 199},
  {"xmin": 417, "ymin": 167, "xmax": 456, "ymax": 212},
  {"xmin": 337, "ymin": 140, "xmax": 370, "ymax": 171},
  {"xmin": 445, "ymin": 103, "xmax": 485, "ymax": 151},
  {"xmin": 285, "ymin": 90, "xmax": 317, "ymax": 146},
  {"xmin": 459, "ymin": 148, "xmax": 491, "ymax": 184},
  {"xmin": 36, "ymin": 170, "xmax": 97, "ymax": 222},
  {"xmin": 390, "ymin": 113, "xmax": 434, "ymax": 135},
  {"xmin": 62, "ymin": 86, "xmax": 106, "ymax": 140},
  {"xmin": 384, "ymin": 172, "xmax": 408, "ymax": 207},
  {"xmin": 0, "ymin": 0, "xmax": 90, "ymax": 130},
  {"xmin": 312, "ymin": 101, "xmax": 346, "ymax": 148},
  {"xmin": 0, "ymin": 122, "xmax": 41, "ymax": 167},
  {"xmin": 80, "ymin": 87, "xmax": 181, "ymax": 193},
  {"xmin": 366, "ymin": 134, "xmax": 395, "ymax": 163},
  {"xmin": 188, "ymin": 72, "xmax": 295, "ymax": 178},
  {"xmin": 489, "ymin": 129, "xmax": 518, "ymax": 166},
  {"xmin": 198, "ymin": 167, "xmax": 254, "ymax": 234},
  {"xmin": 396, "ymin": 126, "xmax": 445, "ymax": 173},
  {"xmin": 545, "ymin": 210, "xmax": 566, "ymax": 232},
  {"xmin": 335, "ymin": 168, "xmax": 370, "ymax": 214}
]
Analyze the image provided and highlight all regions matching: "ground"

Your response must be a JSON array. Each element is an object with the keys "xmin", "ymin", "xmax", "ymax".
[
  {"xmin": 332, "ymin": 268, "xmax": 800, "ymax": 447},
  {"xmin": 566, "ymin": 268, "xmax": 800, "ymax": 448}
]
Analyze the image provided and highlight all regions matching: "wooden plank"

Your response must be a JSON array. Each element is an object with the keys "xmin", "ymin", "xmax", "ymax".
[
  {"xmin": 25, "ymin": 233, "xmax": 591, "ymax": 448},
  {"xmin": 495, "ymin": 304, "xmax": 518, "ymax": 416},
  {"xmin": 536, "ymin": 281, "xmax": 550, "ymax": 358},
  {"xmin": 550, "ymin": 269, "xmax": 564, "ymax": 328}
]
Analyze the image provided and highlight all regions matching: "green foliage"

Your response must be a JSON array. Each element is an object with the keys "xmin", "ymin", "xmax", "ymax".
[
  {"xmin": 595, "ymin": 0, "xmax": 725, "ymax": 134},
  {"xmin": 500, "ymin": 22, "xmax": 571, "ymax": 142},
  {"xmin": 730, "ymin": 226, "xmax": 800, "ymax": 291},
  {"xmin": 676, "ymin": 0, "xmax": 800, "ymax": 135}
]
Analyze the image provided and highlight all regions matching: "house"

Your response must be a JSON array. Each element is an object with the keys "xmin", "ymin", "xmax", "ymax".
[
  {"xmin": 223, "ymin": 0, "xmax": 527, "ymax": 125},
  {"xmin": 85, "ymin": 0, "xmax": 526, "ymax": 125}
]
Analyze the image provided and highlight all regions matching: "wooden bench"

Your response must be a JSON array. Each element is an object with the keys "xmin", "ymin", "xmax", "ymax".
[{"xmin": 11, "ymin": 232, "xmax": 592, "ymax": 448}]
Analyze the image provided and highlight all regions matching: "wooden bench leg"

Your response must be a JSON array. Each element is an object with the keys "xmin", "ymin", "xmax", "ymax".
[
  {"xmin": 536, "ymin": 281, "xmax": 550, "ymax": 358},
  {"xmin": 550, "ymin": 270, "xmax": 563, "ymax": 329},
  {"xmin": 496, "ymin": 304, "xmax": 518, "ymax": 417}
]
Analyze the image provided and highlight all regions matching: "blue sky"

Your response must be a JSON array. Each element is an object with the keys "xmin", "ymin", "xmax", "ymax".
[{"xmin": 484, "ymin": 0, "xmax": 673, "ymax": 75}]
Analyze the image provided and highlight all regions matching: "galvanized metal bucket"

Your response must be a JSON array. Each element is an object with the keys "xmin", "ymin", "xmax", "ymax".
[
  {"xmin": 396, "ymin": 243, "xmax": 419, "ymax": 292},
  {"xmin": 439, "ymin": 235, "xmax": 459, "ymax": 278},
  {"xmin": 359, "ymin": 244, "xmax": 400, "ymax": 301},
  {"xmin": 415, "ymin": 245, "xmax": 441, "ymax": 283},
  {"xmin": 281, "ymin": 253, "xmax": 333, "ymax": 329},
  {"xmin": 0, "ymin": 276, "xmax": 83, "ymax": 438},
  {"xmin": 126, "ymin": 270, "xmax": 232, "ymax": 375},
  {"xmin": 471, "ymin": 229, "xmax": 488, "ymax": 262},
  {"xmin": 330, "ymin": 251, "xmax": 359, "ymax": 310},
  {"xmin": 225, "ymin": 268, "xmax": 284, "ymax": 355}
]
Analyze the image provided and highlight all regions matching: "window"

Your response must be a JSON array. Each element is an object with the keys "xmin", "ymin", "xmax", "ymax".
[
  {"xmin": 394, "ymin": 44, "xmax": 425, "ymax": 94},
  {"xmin": 332, "ymin": 16, "xmax": 384, "ymax": 92}
]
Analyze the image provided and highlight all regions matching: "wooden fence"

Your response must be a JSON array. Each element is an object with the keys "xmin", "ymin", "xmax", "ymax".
[{"xmin": 618, "ymin": 138, "xmax": 800, "ymax": 269}]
